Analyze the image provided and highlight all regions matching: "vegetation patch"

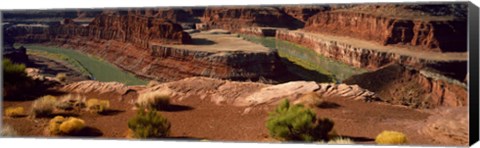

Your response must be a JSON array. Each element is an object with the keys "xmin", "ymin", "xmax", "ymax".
[
  {"xmin": 266, "ymin": 99, "xmax": 334, "ymax": 142},
  {"xmin": 48, "ymin": 116, "xmax": 86, "ymax": 136},
  {"xmin": 327, "ymin": 137, "xmax": 355, "ymax": 144},
  {"xmin": 375, "ymin": 131, "xmax": 407, "ymax": 145},
  {"xmin": 135, "ymin": 90, "xmax": 171, "ymax": 110},
  {"xmin": 1, "ymin": 124, "xmax": 18, "ymax": 137},
  {"xmin": 31, "ymin": 95, "xmax": 58, "ymax": 118},
  {"xmin": 56, "ymin": 94, "xmax": 86, "ymax": 111},
  {"xmin": 4, "ymin": 107, "xmax": 25, "ymax": 117},
  {"xmin": 86, "ymin": 98, "xmax": 110, "ymax": 114},
  {"xmin": 128, "ymin": 109, "xmax": 171, "ymax": 139}
]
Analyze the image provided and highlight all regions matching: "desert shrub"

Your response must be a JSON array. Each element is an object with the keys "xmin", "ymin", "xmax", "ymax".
[
  {"xmin": 135, "ymin": 90, "xmax": 171, "ymax": 110},
  {"xmin": 1, "ymin": 124, "xmax": 18, "ymax": 137},
  {"xmin": 296, "ymin": 92, "xmax": 325, "ymax": 108},
  {"xmin": 48, "ymin": 116, "xmax": 86, "ymax": 135},
  {"xmin": 266, "ymin": 99, "xmax": 334, "ymax": 142},
  {"xmin": 55, "ymin": 73, "xmax": 67, "ymax": 82},
  {"xmin": 56, "ymin": 94, "xmax": 86, "ymax": 111},
  {"xmin": 48, "ymin": 116, "xmax": 66, "ymax": 135},
  {"xmin": 3, "ymin": 59, "xmax": 27, "ymax": 85},
  {"xmin": 375, "ymin": 131, "xmax": 407, "ymax": 145},
  {"xmin": 59, "ymin": 117, "xmax": 86, "ymax": 135},
  {"xmin": 86, "ymin": 98, "xmax": 110, "ymax": 114},
  {"xmin": 327, "ymin": 137, "xmax": 355, "ymax": 144},
  {"xmin": 31, "ymin": 95, "xmax": 58, "ymax": 117},
  {"xmin": 4, "ymin": 107, "xmax": 25, "ymax": 117},
  {"xmin": 127, "ymin": 109, "xmax": 171, "ymax": 138},
  {"xmin": 146, "ymin": 80, "xmax": 160, "ymax": 88}
]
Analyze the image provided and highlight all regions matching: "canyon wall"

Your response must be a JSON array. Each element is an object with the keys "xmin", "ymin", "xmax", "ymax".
[
  {"xmin": 200, "ymin": 7, "xmax": 304, "ymax": 31},
  {"xmin": 344, "ymin": 64, "xmax": 467, "ymax": 108},
  {"xmin": 304, "ymin": 11, "xmax": 467, "ymax": 52},
  {"xmin": 8, "ymin": 12, "xmax": 290, "ymax": 83},
  {"xmin": 41, "ymin": 38, "xmax": 287, "ymax": 82},
  {"xmin": 11, "ymin": 14, "xmax": 192, "ymax": 48},
  {"xmin": 275, "ymin": 29, "xmax": 467, "ymax": 81}
]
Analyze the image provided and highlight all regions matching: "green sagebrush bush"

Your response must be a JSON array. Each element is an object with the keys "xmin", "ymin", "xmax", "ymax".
[
  {"xmin": 3, "ymin": 59, "xmax": 27, "ymax": 85},
  {"xmin": 266, "ymin": 99, "xmax": 334, "ymax": 142},
  {"xmin": 127, "ymin": 109, "xmax": 171, "ymax": 139}
]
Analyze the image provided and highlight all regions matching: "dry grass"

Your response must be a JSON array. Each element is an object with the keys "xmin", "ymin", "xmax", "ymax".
[
  {"xmin": 86, "ymin": 98, "xmax": 110, "ymax": 114},
  {"xmin": 4, "ymin": 107, "xmax": 25, "ymax": 117},
  {"xmin": 294, "ymin": 92, "xmax": 324, "ymax": 108},
  {"xmin": 55, "ymin": 73, "xmax": 67, "ymax": 82},
  {"xmin": 48, "ymin": 116, "xmax": 86, "ymax": 135},
  {"xmin": 135, "ymin": 90, "xmax": 171, "ymax": 110},
  {"xmin": 375, "ymin": 131, "xmax": 407, "ymax": 145},
  {"xmin": 59, "ymin": 117, "xmax": 85, "ymax": 134},
  {"xmin": 56, "ymin": 94, "xmax": 86, "ymax": 111},
  {"xmin": 328, "ymin": 137, "xmax": 355, "ymax": 144},
  {"xmin": 31, "ymin": 95, "xmax": 58, "ymax": 118},
  {"xmin": 1, "ymin": 124, "xmax": 18, "ymax": 136}
]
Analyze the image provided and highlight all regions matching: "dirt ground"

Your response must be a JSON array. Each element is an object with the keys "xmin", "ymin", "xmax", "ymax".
[{"xmin": 2, "ymin": 91, "xmax": 448, "ymax": 146}]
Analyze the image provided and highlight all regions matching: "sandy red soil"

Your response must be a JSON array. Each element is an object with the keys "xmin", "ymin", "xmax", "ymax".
[{"xmin": 2, "ymin": 91, "xmax": 446, "ymax": 146}]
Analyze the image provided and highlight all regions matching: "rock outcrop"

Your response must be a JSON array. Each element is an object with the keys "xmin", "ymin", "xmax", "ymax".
[
  {"xmin": 61, "ymin": 77, "xmax": 377, "ymax": 108},
  {"xmin": 303, "ymin": 4, "xmax": 467, "ymax": 52},
  {"xmin": 139, "ymin": 77, "xmax": 377, "ymax": 107},
  {"xmin": 344, "ymin": 64, "xmax": 467, "ymax": 108},
  {"xmin": 10, "ymin": 12, "xmax": 192, "ymax": 47},
  {"xmin": 275, "ymin": 29, "xmax": 468, "ymax": 81},
  {"xmin": 281, "ymin": 5, "xmax": 329, "ymax": 22},
  {"xmin": 3, "ymin": 26, "xmax": 29, "ymax": 64},
  {"xmin": 61, "ymin": 80, "xmax": 133, "ymax": 95},
  {"xmin": 200, "ymin": 7, "xmax": 304, "ymax": 31}
]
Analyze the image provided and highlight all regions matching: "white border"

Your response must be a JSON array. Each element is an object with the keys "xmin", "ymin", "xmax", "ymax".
[{"xmin": 1, "ymin": 0, "xmax": 479, "ymax": 148}]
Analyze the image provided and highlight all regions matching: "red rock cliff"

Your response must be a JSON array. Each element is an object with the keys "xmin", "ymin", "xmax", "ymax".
[
  {"xmin": 304, "ymin": 8, "xmax": 467, "ymax": 52},
  {"xmin": 48, "ymin": 13, "xmax": 192, "ymax": 48},
  {"xmin": 344, "ymin": 64, "xmax": 467, "ymax": 108},
  {"xmin": 201, "ymin": 7, "xmax": 303, "ymax": 31}
]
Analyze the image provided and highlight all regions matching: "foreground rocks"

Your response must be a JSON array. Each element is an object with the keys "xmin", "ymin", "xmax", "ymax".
[{"xmin": 61, "ymin": 77, "xmax": 378, "ymax": 107}]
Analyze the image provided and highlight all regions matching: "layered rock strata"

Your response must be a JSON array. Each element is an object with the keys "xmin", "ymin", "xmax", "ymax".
[
  {"xmin": 62, "ymin": 77, "xmax": 378, "ymax": 107},
  {"xmin": 344, "ymin": 64, "xmax": 467, "ymax": 108},
  {"xmin": 304, "ymin": 8, "xmax": 467, "ymax": 52},
  {"xmin": 9, "ymin": 13, "xmax": 289, "ymax": 83},
  {"xmin": 276, "ymin": 29, "xmax": 467, "ymax": 81},
  {"xmin": 200, "ymin": 7, "xmax": 304, "ymax": 31}
]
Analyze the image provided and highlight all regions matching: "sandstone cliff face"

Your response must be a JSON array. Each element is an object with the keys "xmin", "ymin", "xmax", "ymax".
[
  {"xmin": 201, "ymin": 7, "xmax": 303, "ymax": 31},
  {"xmin": 304, "ymin": 11, "xmax": 467, "ymax": 52},
  {"xmin": 10, "ymin": 12, "xmax": 192, "ymax": 48},
  {"xmin": 281, "ymin": 5, "xmax": 329, "ymax": 22},
  {"xmin": 48, "ymin": 13, "xmax": 192, "ymax": 48},
  {"xmin": 275, "ymin": 29, "xmax": 467, "ymax": 81},
  {"xmin": 344, "ymin": 64, "xmax": 467, "ymax": 108},
  {"xmin": 9, "ymin": 12, "xmax": 291, "ymax": 83},
  {"xmin": 48, "ymin": 37, "xmax": 287, "ymax": 82}
]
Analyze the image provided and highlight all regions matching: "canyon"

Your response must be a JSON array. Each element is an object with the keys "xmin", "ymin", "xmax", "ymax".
[
  {"xmin": 3, "ymin": 4, "xmax": 469, "ymax": 109},
  {"xmin": 1, "ymin": 3, "xmax": 472, "ymax": 146}
]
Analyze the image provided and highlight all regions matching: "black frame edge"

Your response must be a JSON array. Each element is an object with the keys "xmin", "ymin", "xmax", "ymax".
[{"xmin": 469, "ymin": 1, "xmax": 480, "ymax": 146}]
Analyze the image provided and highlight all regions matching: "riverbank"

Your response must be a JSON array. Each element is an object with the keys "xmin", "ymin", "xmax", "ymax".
[{"xmin": 19, "ymin": 44, "xmax": 148, "ymax": 85}]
